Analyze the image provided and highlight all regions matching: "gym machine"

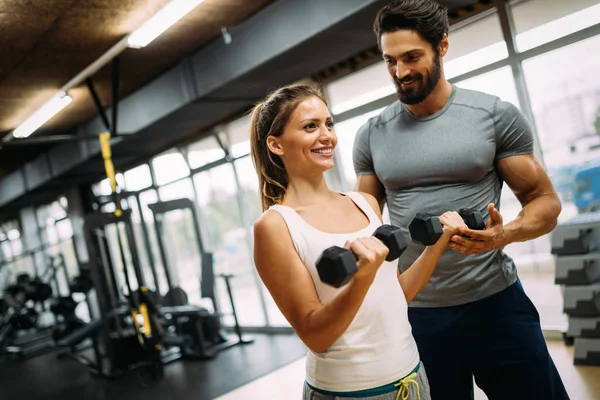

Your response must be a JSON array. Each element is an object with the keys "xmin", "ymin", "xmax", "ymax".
[
  {"xmin": 147, "ymin": 197, "xmax": 253, "ymax": 355},
  {"xmin": 551, "ymin": 210, "xmax": 600, "ymax": 366},
  {"xmin": 54, "ymin": 208, "xmax": 171, "ymax": 382},
  {"xmin": 0, "ymin": 250, "xmax": 97, "ymax": 360}
]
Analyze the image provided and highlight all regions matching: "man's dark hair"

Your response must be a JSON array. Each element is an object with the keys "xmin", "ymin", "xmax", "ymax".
[{"xmin": 373, "ymin": 0, "xmax": 449, "ymax": 53}]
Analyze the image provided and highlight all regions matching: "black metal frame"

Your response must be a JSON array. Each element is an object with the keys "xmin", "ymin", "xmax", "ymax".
[
  {"xmin": 73, "ymin": 209, "xmax": 145, "ymax": 378},
  {"xmin": 1, "ymin": 56, "xmax": 121, "ymax": 149},
  {"xmin": 146, "ymin": 198, "xmax": 253, "ymax": 351}
]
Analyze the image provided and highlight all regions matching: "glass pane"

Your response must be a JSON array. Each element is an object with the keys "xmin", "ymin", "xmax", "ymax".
[
  {"xmin": 192, "ymin": 163, "xmax": 267, "ymax": 327},
  {"xmin": 518, "ymin": 34, "xmax": 600, "ymax": 330},
  {"xmin": 228, "ymin": 114, "xmax": 252, "ymax": 158},
  {"xmin": 138, "ymin": 190, "xmax": 170, "ymax": 294},
  {"xmin": 327, "ymin": 62, "xmax": 396, "ymax": 115},
  {"xmin": 49, "ymin": 200, "xmax": 67, "ymax": 220},
  {"xmin": 93, "ymin": 174, "xmax": 125, "ymax": 196},
  {"xmin": 124, "ymin": 164, "xmax": 153, "ymax": 191},
  {"xmin": 152, "ymin": 151, "xmax": 190, "ymax": 186},
  {"xmin": 55, "ymin": 219, "xmax": 73, "ymax": 241},
  {"xmin": 6, "ymin": 229, "xmax": 19, "ymax": 241},
  {"xmin": 126, "ymin": 195, "xmax": 156, "ymax": 291},
  {"xmin": 233, "ymin": 156, "xmax": 287, "ymax": 326},
  {"xmin": 326, "ymin": 12, "xmax": 507, "ymax": 115},
  {"xmin": 157, "ymin": 178, "xmax": 195, "ymax": 202},
  {"xmin": 193, "ymin": 171, "xmax": 212, "ymax": 208},
  {"xmin": 454, "ymin": 66, "xmax": 520, "ymax": 109},
  {"xmin": 233, "ymin": 157, "xmax": 262, "ymax": 223},
  {"xmin": 331, "ymin": 108, "xmax": 386, "ymax": 191},
  {"xmin": 187, "ymin": 136, "xmax": 225, "ymax": 169},
  {"xmin": 445, "ymin": 11, "xmax": 507, "ymax": 79},
  {"xmin": 523, "ymin": 34, "xmax": 600, "ymax": 186},
  {"xmin": 1, "ymin": 242, "xmax": 12, "ymax": 259},
  {"xmin": 512, "ymin": 0, "xmax": 600, "ymax": 52},
  {"xmin": 158, "ymin": 208, "xmax": 204, "ymax": 306}
]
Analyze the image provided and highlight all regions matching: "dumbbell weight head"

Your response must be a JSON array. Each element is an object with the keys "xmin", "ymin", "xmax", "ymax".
[
  {"xmin": 373, "ymin": 224, "xmax": 408, "ymax": 261},
  {"xmin": 409, "ymin": 213, "xmax": 443, "ymax": 246},
  {"xmin": 50, "ymin": 296, "xmax": 78, "ymax": 317},
  {"xmin": 14, "ymin": 308, "xmax": 38, "ymax": 330},
  {"xmin": 458, "ymin": 209, "xmax": 485, "ymax": 230},
  {"xmin": 27, "ymin": 279, "xmax": 53, "ymax": 302},
  {"xmin": 69, "ymin": 275, "xmax": 93, "ymax": 293},
  {"xmin": 316, "ymin": 247, "xmax": 357, "ymax": 288},
  {"xmin": 317, "ymin": 225, "xmax": 407, "ymax": 288}
]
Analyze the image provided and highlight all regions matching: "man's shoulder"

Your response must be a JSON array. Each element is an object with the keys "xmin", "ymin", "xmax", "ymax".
[
  {"xmin": 452, "ymin": 86, "xmax": 499, "ymax": 116},
  {"xmin": 358, "ymin": 101, "xmax": 402, "ymax": 135}
]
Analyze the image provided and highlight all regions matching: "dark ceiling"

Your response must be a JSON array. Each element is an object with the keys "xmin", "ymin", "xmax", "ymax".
[
  {"xmin": 0, "ymin": 0, "xmax": 490, "ymax": 217},
  {"xmin": 0, "ymin": 0, "xmax": 274, "ymax": 179}
]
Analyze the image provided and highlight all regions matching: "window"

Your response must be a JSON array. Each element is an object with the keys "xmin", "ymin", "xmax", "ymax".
[
  {"xmin": 92, "ymin": 174, "xmax": 125, "ymax": 196},
  {"xmin": 327, "ymin": 62, "xmax": 396, "ymax": 115},
  {"xmin": 124, "ymin": 164, "xmax": 153, "ymax": 191},
  {"xmin": 151, "ymin": 151, "xmax": 190, "ymax": 186},
  {"xmin": 227, "ymin": 114, "xmax": 252, "ymax": 158},
  {"xmin": 191, "ymin": 163, "xmax": 267, "ymax": 327},
  {"xmin": 523, "ymin": 34, "xmax": 600, "ymax": 217},
  {"xmin": 326, "ymin": 11, "xmax": 507, "ymax": 116},
  {"xmin": 332, "ymin": 108, "xmax": 386, "ymax": 191},
  {"xmin": 234, "ymin": 157, "xmax": 262, "ymax": 223},
  {"xmin": 187, "ymin": 135, "xmax": 225, "ymax": 169},
  {"xmin": 512, "ymin": 0, "xmax": 600, "ymax": 52},
  {"xmin": 454, "ymin": 66, "xmax": 520, "ymax": 109},
  {"xmin": 138, "ymin": 189, "xmax": 170, "ymax": 294},
  {"xmin": 0, "ymin": 221, "xmax": 30, "ymax": 281},
  {"xmin": 445, "ymin": 11, "xmax": 507, "ymax": 79},
  {"xmin": 158, "ymin": 178, "xmax": 195, "ymax": 202}
]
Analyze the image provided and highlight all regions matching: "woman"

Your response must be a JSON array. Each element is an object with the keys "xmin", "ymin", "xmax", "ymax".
[{"xmin": 250, "ymin": 83, "xmax": 466, "ymax": 400}]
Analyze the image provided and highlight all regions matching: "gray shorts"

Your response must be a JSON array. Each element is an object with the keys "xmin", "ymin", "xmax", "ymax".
[{"xmin": 302, "ymin": 361, "xmax": 431, "ymax": 400}]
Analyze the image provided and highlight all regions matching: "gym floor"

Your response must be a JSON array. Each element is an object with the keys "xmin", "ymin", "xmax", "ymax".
[
  {"xmin": 216, "ymin": 339, "xmax": 600, "ymax": 400},
  {"xmin": 1, "ymin": 333, "xmax": 598, "ymax": 400},
  {"xmin": 0, "ymin": 333, "xmax": 307, "ymax": 400}
]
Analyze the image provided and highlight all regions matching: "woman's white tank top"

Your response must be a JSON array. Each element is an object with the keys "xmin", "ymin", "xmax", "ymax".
[{"xmin": 267, "ymin": 191, "xmax": 419, "ymax": 392}]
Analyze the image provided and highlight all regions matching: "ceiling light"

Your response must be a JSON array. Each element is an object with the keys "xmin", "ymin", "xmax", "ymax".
[
  {"xmin": 12, "ymin": 92, "xmax": 72, "ymax": 139},
  {"xmin": 127, "ymin": 0, "xmax": 205, "ymax": 48}
]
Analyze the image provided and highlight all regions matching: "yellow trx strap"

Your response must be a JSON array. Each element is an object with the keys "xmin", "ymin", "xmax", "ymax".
[{"xmin": 99, "ymin": 132, "xmax": 122, "ymax": 216}]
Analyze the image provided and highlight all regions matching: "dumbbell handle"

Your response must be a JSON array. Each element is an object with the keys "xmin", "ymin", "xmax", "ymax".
[
  {"xmin": 316, "ymin": 224, "xmax": 406, "ymax": 288},
  {"xmin": 457, "ymin": 208, "xmax": 486, "ymax": 231},
  {"xmin": 425, "ymin": 209, "xmax": 485, "ymax": 230},
  {"xmin": 340, "ymin": 224, "xmax": 405, "ymax": 262}
]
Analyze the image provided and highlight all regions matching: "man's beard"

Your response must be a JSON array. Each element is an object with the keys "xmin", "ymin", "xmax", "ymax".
[{"xmin": 394, "ymin": 57, "xmax": 441, "ymax": 105}]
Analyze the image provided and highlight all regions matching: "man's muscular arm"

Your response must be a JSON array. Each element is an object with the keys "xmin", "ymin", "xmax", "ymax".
[
  {"xmin": 450, "ymin": 154, "xmax": 561, "ymax": 253},
  {"xmin": 355, "ymin": 175, "xmax": 386, "ymax": 213},
  {"xmin": 499, "ymin": 154, "xmax": 562, "ymax": 243}
]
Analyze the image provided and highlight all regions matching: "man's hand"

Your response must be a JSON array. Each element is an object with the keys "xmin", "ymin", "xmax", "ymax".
[{"xmin": 449, "ymin": 203, "xmax": 508, "ymax": 254}]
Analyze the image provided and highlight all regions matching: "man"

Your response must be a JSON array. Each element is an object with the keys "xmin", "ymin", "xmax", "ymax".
[{"xmin": 353, "ymin": 0, "xmax": 569, "ymax": 399}]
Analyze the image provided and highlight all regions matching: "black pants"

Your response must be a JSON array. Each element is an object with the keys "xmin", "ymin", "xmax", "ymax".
[{"xmin": 408, "ymin": 278, "xmax": 570, "ymax": 400}]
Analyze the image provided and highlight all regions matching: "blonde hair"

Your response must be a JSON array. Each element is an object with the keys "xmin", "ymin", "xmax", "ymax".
[{"xmin": 250, "ymin": 83, "xmax": 327, "ymax": 211}]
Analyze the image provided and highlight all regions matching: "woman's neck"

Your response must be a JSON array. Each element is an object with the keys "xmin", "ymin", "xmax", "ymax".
[{"xmin": 283, "ymin": 173, "xmax": 339, "ymax": 209}]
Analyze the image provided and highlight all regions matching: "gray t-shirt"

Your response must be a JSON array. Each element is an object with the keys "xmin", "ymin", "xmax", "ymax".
[{"xmin": 353, "ymin": 85, "xmax": 534, "ymax": 308}]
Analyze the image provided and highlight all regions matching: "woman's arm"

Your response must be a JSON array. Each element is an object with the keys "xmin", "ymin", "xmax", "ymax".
[
  {"xmin": 253, "ymin": 210, "xmax": 387, "ymax": 354},
  {"xmin": 359, "ymin": 192, "xmax": 464, "ymax": 303},
  {"xmin": 397, "ymin": 212, "xmax": 466, "ymax": 302}
]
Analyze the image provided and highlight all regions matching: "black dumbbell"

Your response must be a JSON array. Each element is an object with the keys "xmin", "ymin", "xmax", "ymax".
[
  {"xmin": 458, "ymin": 209, "xmax": 485, "ymax": 231},
  {"xmin": 316, "ymin": 225, "xmax": 407, "ymax": 288},
  {"xmin": 409, "ymin": 208, "xmax": 485, "ymax": 246}
]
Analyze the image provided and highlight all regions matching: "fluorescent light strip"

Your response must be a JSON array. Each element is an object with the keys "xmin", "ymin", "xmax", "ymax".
[
  {"xmin": 127, "ymin": 0, "xmax": 205, "ymax": 48},
  {"xmin": 12, "ymin": 92, "xmax": 72, "ymax": 138},
  {"xmin": 10, "ymin": 0, "xmax": 206, "ymax": 139}
]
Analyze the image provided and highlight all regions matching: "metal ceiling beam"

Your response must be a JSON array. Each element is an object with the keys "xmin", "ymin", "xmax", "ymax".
[{"xmin": 0, "ymin": 0, "xmax": 389, "ymax": 212}]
